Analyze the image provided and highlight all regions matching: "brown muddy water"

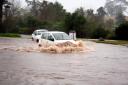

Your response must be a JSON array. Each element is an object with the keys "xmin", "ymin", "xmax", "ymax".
[
  {"xmin": 0, "ymin": 37, "xmax": 89, "ymax": 53},
  {"xmin": 0, "ymin": 37, "xmax": 128, "ymax": 85},
  {"xmin": 39, "ymin": 41, "xmax": 87, "ymax": 53}
]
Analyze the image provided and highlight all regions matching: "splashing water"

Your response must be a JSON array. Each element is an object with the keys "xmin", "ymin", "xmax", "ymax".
[
  {"xmin": 39, "ymin": 40, "xmax": 87, "ymax": 53},
  {"xmin": 0, "ymin": 40, "xmax": 92, "ymax": 53}
]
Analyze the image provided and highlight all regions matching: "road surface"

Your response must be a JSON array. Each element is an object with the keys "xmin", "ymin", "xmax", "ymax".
[{"xmin": 0, "ymin": 37, "xmax": 128, "ymax": 85}]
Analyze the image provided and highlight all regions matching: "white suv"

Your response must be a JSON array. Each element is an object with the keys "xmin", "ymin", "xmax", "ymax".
[
  {"xmin": 38, "ymin": 31, "xmax": 75, "ymax": 46},
  {"xmin": 32, "ymin": 29, "xmax": 48, "ymax": 43}
]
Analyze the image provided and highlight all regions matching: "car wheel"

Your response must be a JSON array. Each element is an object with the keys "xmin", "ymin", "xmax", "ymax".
[
  {"xmin": 38, "ymin": 44, "xmax": 42, "ymax": 47},
  {"xmin": 36, "ymin": 39, "xmax": 39, "ymax": 43}
]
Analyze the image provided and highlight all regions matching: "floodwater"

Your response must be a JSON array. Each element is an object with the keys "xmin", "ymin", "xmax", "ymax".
[{"xmin": 0, "ymin": 37, "xmax": 128, "ymax": 85}]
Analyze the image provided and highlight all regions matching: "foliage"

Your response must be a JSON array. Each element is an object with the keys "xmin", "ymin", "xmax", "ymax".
[
  {"xmin": 3, "ymin": 16, "xmax": 20, "ymax": 33},
  {"xmin": 75, "ymin": 7, "xmax": 85, "ymax": 16},
  {"xmin": 84, "ymin": 8, "xmax": 107, "ymax": 38},
  {"xmin": 0, "ymin": 0, "xmax": 21, "ymax": 33},
  {"xmin": 97, "ymin": 7, "xmax": 106, "ymax": 18},
  {"xmin": 105, "ymin": 0, "xmax": 128, "ymax": 16},
  {"xmin": 104, "ymin": 19, "xmax": 114, "ymax": 30},
  {"xmin": 115, "ymin": 21, "xmax": 128, "ymax": 40},
  {"xmin": 92, "ymin": 27, "xmax": 109, "ymax": 39},
  {"xmin": 18, "ymin": 15, "xmax": 42, "ymax": 34},
  {"xmin": 26, "ymin": 16, "xmax": 41, "ymax": 28},
  {"xmin": 1, "ymin": 0, "xmax": 128, "ymax": 40},
  {"xmin": 22, "ymin": 0, "xmax": 66, "ymax": 34},
  {"xmin": 64, "ymin": 12, "xmax": 86, "ymax": 38},
  {"xmin": 115, "ymin": 12, "xmax": 126, "ymax": 25},
  {"xmin": 86, "ymin": 9, "xmax": 94, "ymax": 16},
  {"xmin": 34, "ymin": 1, "xmax": 66, "ymax": 22}
]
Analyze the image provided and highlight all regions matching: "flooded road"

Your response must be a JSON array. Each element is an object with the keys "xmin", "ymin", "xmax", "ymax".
[{"xmin": 0, "ymin": 37, "xmax": 128, "ymax": 85}]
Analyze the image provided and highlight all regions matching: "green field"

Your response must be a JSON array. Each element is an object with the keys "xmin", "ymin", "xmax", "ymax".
[
  {"xmin": 0, "ymin": 33, "xmax": 21, "ymax": 38},
  {"xmin": 93, "ymin": 40, "xmax": 128, "ymax": 46}
]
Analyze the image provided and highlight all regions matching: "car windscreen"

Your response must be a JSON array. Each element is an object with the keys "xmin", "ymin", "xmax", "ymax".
[{"xmin": 52, "ymin": 33, "xmax": 71, "ymax": 40}]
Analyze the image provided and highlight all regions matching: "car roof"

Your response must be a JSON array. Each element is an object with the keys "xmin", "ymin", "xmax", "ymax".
[
  {"xmin": 36, "ymin": 29, "xmax": 48, "ymax": 32},
  {"xmin": 44, "ymin": 31, "xmax": 65, "ymax": 34}
]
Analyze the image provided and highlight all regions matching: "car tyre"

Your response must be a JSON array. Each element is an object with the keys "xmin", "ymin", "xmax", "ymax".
[
  {"xmin": 36, "ymin": 39, "xmax": 39, "ymax": 43},
  {"xmin": 38, "ymin": 44, "xmax": 42, "ymax": 47}
]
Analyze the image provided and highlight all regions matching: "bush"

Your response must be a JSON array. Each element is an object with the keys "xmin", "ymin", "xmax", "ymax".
[
  {"xmin": 19, "ymin": 27, "xmax": 35, "ymax": 34},
  {"xmin": 92, "ymin": 27, "xmax": 109, "ymax": 39},
  {"xmin": 106, "ymin": 30, "xmax": 116, "ymax": 39},
  {"xmin": 115, "ymin": 22, "xmax": 128, "ymax": 40}
]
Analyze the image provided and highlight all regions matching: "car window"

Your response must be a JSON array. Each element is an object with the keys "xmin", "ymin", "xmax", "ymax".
[
  {"xmin": 33, "ymin": 31, "xmax": 36, "ymax": 35},
  {"xmin": 48, "ymin": 35, "xmax": 54, "ymax": 41},
  {"xmin": 41, "ymin": 33, "xmax": 49, "ymax": 39},
  {"xmin": 41, "ymin": 33, "xmax": 46, "ymax": 39},
  {"xmin": 37, "ymin": 31, "xmax": 46, "ymax": 35},
  {"xmin": 52, "ymin": 33, "xmax": 71, "ymax": 40},
  {"xmin": 37, "ymin": 32, "xmax": 41, "ymax": 35}
]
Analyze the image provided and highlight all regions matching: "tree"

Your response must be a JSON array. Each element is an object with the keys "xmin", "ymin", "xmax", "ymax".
[
  {"xmin": 85, "ymin": 9, "xmax": 98, "ymax": 38},
  {"xmin": 86, "ymin": 9, "xmax": 96, "ymax": 23},
  {"xmin": 75, "ymin": 7, "xmax": 85, "ymax": 16},
  {"xmin": 0, "ymin": 0, "xmax": 10, "ymax": 33},
  {"xmin": 3, "ymin": 0, "xmax": 22, "ymax": 33},
  {"xmin": 26, "ymin": 0, "xmax": 40, "ymax": 16},
  {"xmin": 23, "ymin": 0, "xmax": 67, "ymax": 32},
  {"xmin": 26, "ymin": 16, "xmax": 41, "ymax": 28},
  {"xmin": 86, "ymin": 9, "xmax": 94, "ymax": 17},
  {"xmin": 0, "ymin": 0, "xmax": 4, "ymax": 27},
  {"xmin": 97, "ymin": 7, "xmax": 106, "ymax": 18},
  {"xmin": 105, "ymin": 18, "xmax": 114, "ymax": 30},
  {"xmin": 104, "ymin": 0, "xmax": 115, "ymax": 16},
  {"xmin": 96, "ymin": 7, "xmax": 107, "ymax": 28},
  {"xmin": 115, "ymin": 21, "xmax": 128, "ymax": 40},
  {"xmin": 39, "ymin": 1, "xmax": 66, "ymax": 22},
  {"xmin": 115, "ymin": 12, "xmax": 126, "ymax": 25},
  {"xmin": 64, "ymin": 12, "xmax": 86, "ymax": 38},
  {"xmin": 92, "ymin": 27, "xmax": 109, "ymax": 39},
  {"xmin": 105, "ymin": 0, "xmax": 128, "ymax": 16}
]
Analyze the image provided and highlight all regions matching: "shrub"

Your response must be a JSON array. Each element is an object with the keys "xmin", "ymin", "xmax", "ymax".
[
  {"xmin": 115, "ymin": 21, "xmax": 128, "ymax": 40},
  {"xmin": 92, "ymin": 27, "xmax": 109, "ymax": 39}
]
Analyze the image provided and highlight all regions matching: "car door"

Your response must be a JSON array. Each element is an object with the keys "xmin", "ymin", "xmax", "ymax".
[{"xmin": 40, "ymin": 33, "xmax": 49, "ymax": 46}]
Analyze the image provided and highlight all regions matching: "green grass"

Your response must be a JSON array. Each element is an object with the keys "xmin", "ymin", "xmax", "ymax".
[
  {"xmin": 93, "ymin": 40, "xmax": 128, "ymax": 46},
  {"xmin": 0, "ymin": 33, "xmax": 21, "ymax": 38}
]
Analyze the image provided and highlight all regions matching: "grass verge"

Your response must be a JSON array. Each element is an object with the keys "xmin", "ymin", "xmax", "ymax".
[
  {"xmin": 0, "ymin": 33, "xmax": 21, "ymax": 38},
  {"xmin": 92, "ymin": 40, "xmax": 128, "ymax": 46}
]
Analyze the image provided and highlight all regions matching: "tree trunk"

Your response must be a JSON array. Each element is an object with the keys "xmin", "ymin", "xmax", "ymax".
[{"xmin": 0, "ymin": 0, "xmax": 3, "ymax": 33}]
